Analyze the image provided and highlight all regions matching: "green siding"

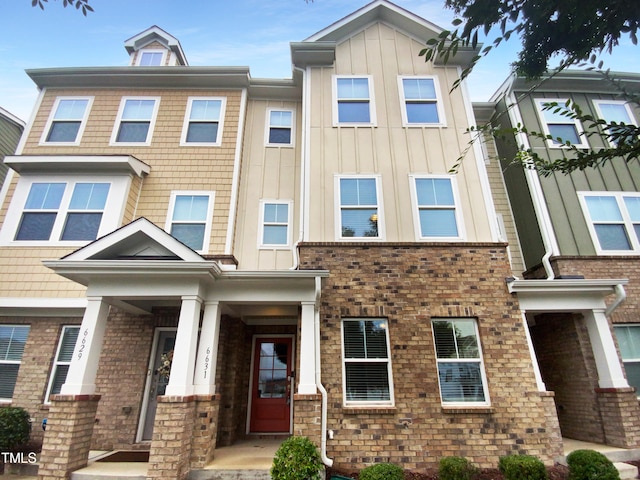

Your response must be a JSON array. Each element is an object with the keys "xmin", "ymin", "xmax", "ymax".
[{"xmin": 0, "ymin": 112, "xmax": 24, "ymax": 186}]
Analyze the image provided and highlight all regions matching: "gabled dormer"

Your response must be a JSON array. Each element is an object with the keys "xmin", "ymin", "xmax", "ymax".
[{"xmin": 124, "ymin": 26, "xmax": 188, "ymax": 66}]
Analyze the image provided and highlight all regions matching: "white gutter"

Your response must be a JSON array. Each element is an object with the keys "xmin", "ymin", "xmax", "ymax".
[
  {"xmin": 224, "ymin": 87, "xmax": 248, "ymax": 256},
  {"xmin": 314, "ymin": 276, "xmax": 333, "ymax": 467},
  {"xmin": 505, "ymin": 90, "xmax": 559, "ymax": 279},
  {"xmin": 605, "ymin": 283, "xmax": 627, "ymax": 317}
]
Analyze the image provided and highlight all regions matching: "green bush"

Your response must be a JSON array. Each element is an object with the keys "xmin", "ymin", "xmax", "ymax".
[
  {"xmin": 438, "ymin": 456, "xmax": 479, "ymax": 480},
  {"xmin": 498, "ymin": 454, "xmax": 548, "ymax": 480},
  {"xmin": 359, "ymin": 462, "xmax": 404, "ymax": 480},
  {"xmin": 566, "ymin": 449, "xmax": 620, "ymax": 480},
  {"xmin": 0, "ymin": 407, "xmax": 30, "ymax": 451},
  {"xmin": 271, "ymin": 436, "xmax": 324, "ymax": 480}
]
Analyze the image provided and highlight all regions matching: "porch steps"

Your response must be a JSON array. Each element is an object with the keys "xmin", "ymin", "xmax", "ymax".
[{"xmin": 188, "ymin": 469, "xmax": 271, "ymax": 480}]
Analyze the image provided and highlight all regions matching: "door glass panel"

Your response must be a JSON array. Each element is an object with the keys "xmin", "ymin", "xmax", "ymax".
[{"xmin": 257, "ymin": 342, "xmax": 288, "ymax": 398}]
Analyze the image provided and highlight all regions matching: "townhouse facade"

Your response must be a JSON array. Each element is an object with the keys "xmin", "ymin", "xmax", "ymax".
[{"xmin": 0, "ymin": 2, "xmax": 636, "ymax": 479}]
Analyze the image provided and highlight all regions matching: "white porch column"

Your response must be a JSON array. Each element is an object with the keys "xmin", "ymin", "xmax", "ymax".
[
  {"xmin": 60, "ymin": 296, "xmax": 109, "ymax": 395},
  {"xmin": 297, "ymin": 301, "xmax": 317, "ymax": 394},
  {"xmin": 194, "ymin": 301, "xmax": 221, "ymax": 395},
  {"xmin": 521, "ymin": 311, "xmax": 546, "ymax": 391},
  {"xmin": 584, "ymin": 309, "xmax": 629, "ymax": 389},
  {"xmin": 165, "ymin": 295, "xmax": 202, "ymax": 396}
]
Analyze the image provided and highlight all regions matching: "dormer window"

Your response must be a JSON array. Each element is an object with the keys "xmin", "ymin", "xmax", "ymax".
[{"xmin": 137, "ymin": 49, "xmax": 166, "ymax": 66}]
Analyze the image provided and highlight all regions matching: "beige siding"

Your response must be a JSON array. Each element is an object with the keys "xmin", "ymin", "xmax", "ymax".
[{"xmin": 307, "ymin": 22, "xmax": 493, "ymax": 242}]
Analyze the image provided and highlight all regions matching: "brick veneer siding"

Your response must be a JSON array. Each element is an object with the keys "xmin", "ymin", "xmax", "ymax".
[
  {"xmin": 297, "ymin": 242, "xmax": 563, "ymax": 470},
  {"xmin": 37, "ymin": 395, "xmax": 100, "ymax": 480},
  {"xmin": 190, "ymin": 394, "xmax": 221, "ymax": 468}
]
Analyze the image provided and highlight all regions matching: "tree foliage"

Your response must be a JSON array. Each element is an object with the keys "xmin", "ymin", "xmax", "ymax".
[{"xmin": 32, "ymin": 0, "xmax": 93, "ymax": 15}]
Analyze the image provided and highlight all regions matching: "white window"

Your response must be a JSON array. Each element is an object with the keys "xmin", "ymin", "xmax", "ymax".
[
  {"xmin": 579, "ymin": 192, "xmax": 640, "ymax": 254},
  {"xmin": 342, "ymin": 318, "xmax": 393, "ymax": 406},
  {"xmin": 266, "ymin": 109, "xmax": 294, "ymax": 146},
  {"xmin": 259, "ymin": 200, "xmax": 292, "ymax": 248},
  {"xmin": 398, "ymin": 76, "xmax": 445, "ymax": 126},
  {"xmin": 534, "ymin": 99, "xmax": 589, "ymax": 148},
  {"xmin": 111, "ymin": 97, "xmax": 160, "ymax": 145},
  {"xmin": 410, "ymin": 175, "xmax": 464, "ymax": 240},
  {"xmin": 592, "ymin": 100, "xmax": 638, "ymax": 147},
  {"xmin": 333, "ymin": 76, "xmax": 376, "ymax": 126},
  {"xmin": 336, "ymin": 176, "xmax": 383, "ymax": 240},
  {"xmin": 614, "ymin": 325, "xmax": 640, "ymax": 398},
  {"xmin": 166, "ymin": 192, "xmax": 215, "ymax": 252},
  {"xmin": 0, "ymin": 174, "xmax": 130, "ymax": 246},
  {"xmin": 432, "ymin": 318, "xmax": 489, "ymax": 406},
  {"xmin": 40, "ymin": 97, "xmax": 93, "ymax": 145},
  {"xmin": 181, "ymin": 97, "xmax": 226, "ymax": 146},
  {"xmin": 0, "ymin": 325, "xmax": 30, "ymax": 401},
  {"xmin": 45, "ymin": 326, "xmax": 79, "ymax": 403},
  {"xmin": 137, "ymin": 50, "xmax": 165, "ymax": 66}
]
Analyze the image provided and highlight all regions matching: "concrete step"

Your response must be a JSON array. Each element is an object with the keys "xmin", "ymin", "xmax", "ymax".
[
  {"xmin": 615, "ymin": 462, "xmax": 639, "ymax": 480},
  {"xmin": 69, "ymin": 462, "xmax": 146, "ymax": 480},
  {"xmin": 188, "ymin": 469, "xmax": 271, "ymax": 480}
]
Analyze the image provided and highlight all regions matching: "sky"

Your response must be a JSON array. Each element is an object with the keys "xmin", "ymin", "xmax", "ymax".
[{"xmin": 1, "ymin": 0, "xmax": 638, "ymax": 122}]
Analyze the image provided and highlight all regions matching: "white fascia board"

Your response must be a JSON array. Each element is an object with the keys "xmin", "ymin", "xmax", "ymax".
[
  {"xmin": 4, "ymin": 155, "xmax": 150, "ymax": 177},
  {"xmin": 0, "ymin": 297, "xmax": 87, "ymax": 317}
]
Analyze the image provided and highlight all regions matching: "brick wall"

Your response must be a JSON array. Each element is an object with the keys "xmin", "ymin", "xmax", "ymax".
[{"xmin": 298, "ymin": 242, "xmax": 562, "ymax": 470}]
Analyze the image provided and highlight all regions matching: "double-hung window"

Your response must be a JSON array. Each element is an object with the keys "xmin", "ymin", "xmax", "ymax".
[
  {"xmin": 137, "ymin": 50, "xmax": 165, "ymax": 66},
  {"xmin": 410, "ymin": 175, "xmax": 463, "ymax": 240},
  {"xmin": 0, "ymin": 325, "xmax": 30, "ymax": 401},
  {"xmin": 266, "ymin": 109, "xmax": 294, "ymax": 146},
  {"xmin": 342, "ymin": 318, "xmax": 393, "ymax": 405},
  {"xmin": 534, "ymin": 98, "xmax": 588, "ymax": 148},
  {"xmin": 613, "ymin": 325, "xmax": 640, "ymax": 398},
  {"xmin": 166, "ymin": 192, "xmax": 214, "ymax": 252},
  {"xmin": 579, "ymin": 192, "xmax": 640, "ymax": 254},
  {"xmin": 41, "ymin": 97, "xmax": 93, "ymax": 145},
  {"xmin": 111, "ymin": 97, "xmax": 160, "ymax": 145},
  {"xmin": 336, "ymin": 176, "xmax": 383, "ymax": 240},
  {"xmin": 260, "ymin": 201, "xmax": 291, "ymax": 248},
  {"xmin": 334, "ymin": 76, "xmax": 376, "ymax": 125},
  {"xmin": 432, "ymin": 318, "xmax": 489, "ymax": 405},
  {"xmin": 399, "ymin": 76, "xmax": 444, "ymax": 126},
  {"xmin": 592, "ymin": 100, "xmax": 638, "ymax": 147},
  {"xmin": 45, "ymin": 326, "xmax": 79, "ymax": 402},
  {"xmin": 181, "ymin": 97, "xmax": 225, "ymax": 145}
]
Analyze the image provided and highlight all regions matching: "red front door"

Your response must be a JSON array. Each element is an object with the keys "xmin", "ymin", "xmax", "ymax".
[{"xmin": 250, "ymin": 337, "xmax": 292, "ymax": 433}]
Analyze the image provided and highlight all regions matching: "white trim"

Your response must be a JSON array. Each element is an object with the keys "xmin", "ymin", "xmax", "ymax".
[
  {"xmin": 180, "ymin": 96, "xmax": 226, "ymax": 146},
  {"xmin": 534, "ymin": 98, "xmax": 589, "ymax": 149},
  {"xmin": 408, "ymin": 174, "xmax": 466, "ymax": 241},
  {"xmin": 39, "ymin": 96, "xmax": 94, "ymax": 146},
  {"xmin": 397, "ymin": 75, "xmax": 446, "ymax": 127},
  {"xmin": 332, "ymin": 75, "xmax": 377, "ymax": 127},
  {"xmin": 265, "ymin": 108, "xmax": 295, "ymax": 147},
  {"xmin": 135, "ymin": 49, "xmax": 167, "ymax": 67},
  {"xmin": 592, "ymin": 99, "xmax": 638, "ymax": 148},
  {"xmin": 334, "ymin": 174, "xmax": 385, "ymax": 241},
  {"xmin": 258, "ymin": 199, "xmax": 293, "ymax": 249},
  {"xmin": 109, "ymin": 96, "xmax": 160, "ymax": 146},
  {"xmin": 165, "ymin": 191, "xmax": 215, "ymax": 254}
]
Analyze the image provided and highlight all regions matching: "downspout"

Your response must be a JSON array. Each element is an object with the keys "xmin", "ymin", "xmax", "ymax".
[
  {"xmin": 605, "ymin": 284, "xmax": 626, "ymax": 317},
  {"xmin": 314, "ymin": 276, "xmax": 333, "ymax": 467}
]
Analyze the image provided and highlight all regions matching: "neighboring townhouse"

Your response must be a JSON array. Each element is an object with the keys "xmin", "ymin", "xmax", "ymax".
[
  {"xmin": 7, "ymin": 3, "xmax": 636, "ymax": 480},
  {"xmin": 0, "ymin": 106, "xmax": 25, "ymax": 189},
  {"xmin": 482, "ymin": 70, "xmax": 640, "ymax": 450}
]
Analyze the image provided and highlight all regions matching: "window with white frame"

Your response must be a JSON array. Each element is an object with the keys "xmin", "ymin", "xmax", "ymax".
[
  {"xmin": 336, "ymin": 176, "xmax": 383, "ymax": 240},
  {"xmin": 410, "ymin": 176, "xmax": 463, "ymax": 240},
  {"xmin": 334, "ymin": 76, "xmax": 375, "ymax": 125},
  {"xmin": 534, "ymin": 99, "xmax": 589, "ymax": 148},
  {"xmin": 260, "ymin": 201, "xmax": 291, "ymax": 247},
  {"xmin": 166, "ymin": 192, "xmax": 214, "ymax": 252},
  {"xmin": 399, "ymin": 77, "xmax": 444, "ymax": 126},
  {"xmin": 266, "ymin": 109, "xmax": 294, "ymax": 146},
  {"xmin": 137, "ymin": 50, "xmax": 165, "ymax": 66},
  {"xmin": 432, "ymin": 318, "xmax": 488, "ymax": 405},
  {"xmin": 0, "ymin": 325, "xmax": 30, "ymax": 401},
  {"xmin": 0, "ymin": 174, "xmax": 130, "ymax": 246},
  {"xmin": 592, "ymin": 100, "xmax": 638, "ymax": 147},
  {"xmin": 181, "ymin": 97, "xmax": 225, "ymax": 145},
  {"xmin": 342, "ymin": 318, "xmax": 393, "ymax": 405},
  {"xmin": 579, "ymin": 192, "xmax": 640, "ymax": 254},
  {"xmin": 45, "ymin": 326, "xmax": 79, "ymax": 402},
  {"xmin": 614, "ymin": 325, "xmax": 640, "ymax": 398},
  {"xmin": 41, "ymin": 97, "xmax": 93, "ymax": 145},
  {"xmin": 111, "ymin": 97, "xmax": 160, "ymax": 145}
]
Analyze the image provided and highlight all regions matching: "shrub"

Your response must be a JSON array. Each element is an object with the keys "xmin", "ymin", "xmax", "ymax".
[
  {"xmin": 566, "ymin": 449, "xmax": 620, "ymax": 480},
  {"xmin": 0, "ymin": 407, "xmax": 30, "ymax": 451},
  {"xmin": 271, "ymin": 436, "xmax": 324, "ymax": 480},
  {"xmin": 498, "ymin": 454, "xmax": 548, "ymax": 480},
  {"xmin": 439, "ymin": 456, "xmax": 479, "ymax": 480},
  {"xmin": 359, "ymin": 462, "xmax": 404, "ymax": 480}
]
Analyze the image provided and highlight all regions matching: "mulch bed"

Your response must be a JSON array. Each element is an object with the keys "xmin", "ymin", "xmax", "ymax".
[{"xmin": 327, "ymin": 464, "xmax": 572, "ymax": 479}]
